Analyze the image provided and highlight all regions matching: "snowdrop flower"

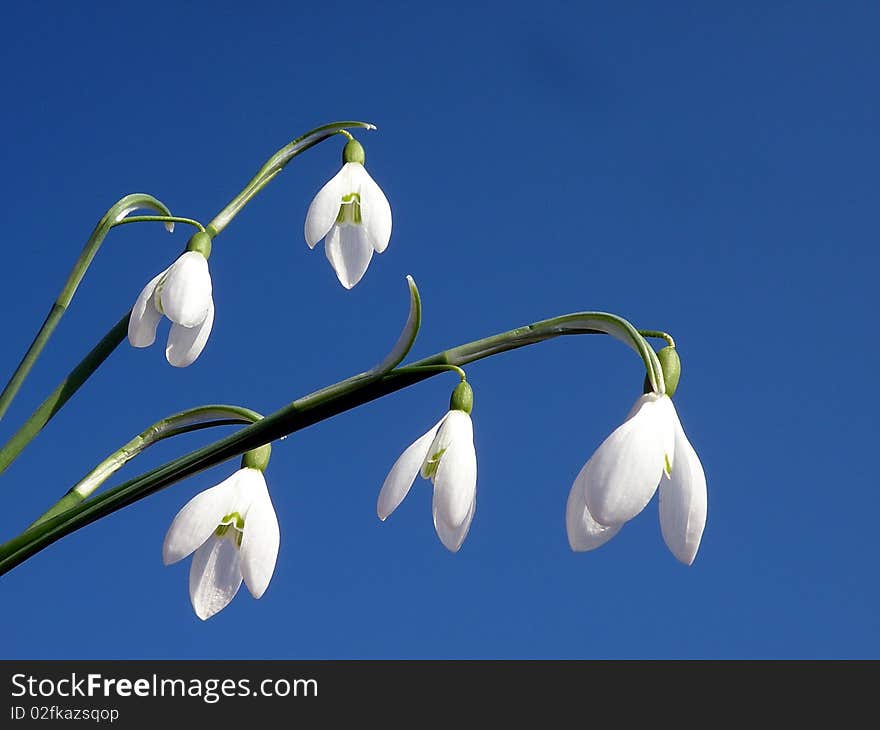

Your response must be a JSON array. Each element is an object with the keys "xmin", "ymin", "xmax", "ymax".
[
  {"xmin": 377, "ymin": 381, "xmax": 476, "ymax": 552},
  {"xmin": 128, "ymin": 233, "xmax": 214, "ymax": 367},
  {"xmin": 566, "ymin": 392, "xmax": 707, "ymax": 565},
  {"xmin": 304, "ymin": 138, "xmax": 391, "ymax": 289},
  {"xmin": 163, "ymin": 453, "xmax": 280, "ymax": 620}
]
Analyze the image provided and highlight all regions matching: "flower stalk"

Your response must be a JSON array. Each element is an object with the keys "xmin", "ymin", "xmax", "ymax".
[
  {"xmin": 0, "ymin": 122, "xmax": 376, "ymax": 475},
  {"xmin": 0, "ymin": 312, "xmax": 132, "ymax": 476},
  {"xmin": 0, "ymin": 194, "xmax": 173, "ymax": 423},
  {"xmin": 30, "ymin": 405, "xmax": 263, "ymax": 527},
  {"xmin": 206, "ymin": 120, "xmax": 377, "ymax": 238},
  {"xmin": 0, "ymin": 305, "xmax": 664, "ymax": 577}
]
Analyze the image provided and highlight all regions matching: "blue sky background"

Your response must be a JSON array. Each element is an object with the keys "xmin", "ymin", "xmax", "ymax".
[{"xmin": 0, "ymin": 1, "xmax": 876, "ymax": 658}]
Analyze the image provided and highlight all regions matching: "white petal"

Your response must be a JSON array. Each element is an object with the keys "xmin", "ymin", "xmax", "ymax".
[
  {"xmin": 434, "ymin": 493, "xmax": 475, "ymax": 553},
  {"xmin": 162, "ymin": 470, "xmax": 242, "ymax": 565},
  {"xmin": 621, "ymin": 394, "xmax": 676, "ymax": 474},
  {"xmin": 165, "ymin": 299, "xmax": 214, "ymax": 367},
  {"xmin": 583, "ymin": 393, "xmax": 676, "ymax": 526},
  {"xmin": 188, "ymin": 535, "xmax": 243, "ymax": 620},
  {"xmin": 354, "ymin": 165, "xmax": 392, "ymax": 253},
  {"xmin": 421, "ymin": 410, "xmax": 463, "ymax": 479},
  {"xmin": 238, "ymin": 469, "xmax": 280, "ymax": 599},
  {"xmin": 159, "ymin": 252, "xmax": 212, "ymax": 327},
  {"xmin": 431, "ymin": 411, "xmax": 477, "ymax": 529},
  {"xmin": 659, "ymin": 411, "xmax": 708, "ymax": 565},
  {"xmin": 324, "ymin": 223, "xmax": 374, "ymax": 289},
  {"xmin": 655, "ymin": 395, "xmax": 677, "ymax": 474},
  {"xmin": 377, "ymin": 418, "xmax": 444, "ymax": 520},
  {"xmin": 565, "ymin": 459, "xmax": 623, "ymax": 551},
  {"xmin": 127, "ymin": 269, "xmax": 166, "ymax": 347},
  {"xmin": 304, "ymin": 163, "xmax": 354, "ymax": 248}
]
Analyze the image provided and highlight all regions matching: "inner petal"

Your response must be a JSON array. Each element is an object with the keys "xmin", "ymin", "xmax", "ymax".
[
  {"xmin": 421, "ymin": 447, "xmax": 447, "ymax": 480},
  {"xmin": 420, "ymin": 418, "xmax": 457, "ymax": 481},
  {"xmin": 336, "ymin": 192, "xmax": 362, "ymax": 225},
  {"xmin": 324, "ymin": 223, "xmax": 374, "ymax": 289},
  {"xmin": 214, "ymin": 511, "xmax": 245, "ymax": 548}
]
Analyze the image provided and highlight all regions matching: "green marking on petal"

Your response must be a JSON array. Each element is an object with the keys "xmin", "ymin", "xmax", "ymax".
[
  {"xmin": 664, "ymin": 453, "xmax": 672, "ymax": 477},
  {"xmin": 335, "ymin": 193, "xmax": 362, "ymax": 225},
  {"xmin": 423, "ymin": 448, "xmax": 446, "ymax": 480},
  {"xmin": 152, "ymin": 275, "xmax": 167, "ymax": 315},
  {"xmin": 214, "ymin": 511, "xmax": 245, "ymax": 546},
  {"xmin": 220, "ymin": 511, "xmax": 245, "ymax": 530}
]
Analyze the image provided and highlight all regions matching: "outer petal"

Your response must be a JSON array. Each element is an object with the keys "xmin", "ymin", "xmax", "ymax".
[
  {"xmin": 377, "ymin": 417, "xmax": 444, "ymax": 520},
  {"xmin": 304, "ymin": 163, "xmax": 353, "ymax": 248},
  {"xmin": 433, "ymin": 493, "xmax": 475, "ymax": 553},
  {"xmin": 188, "ymin": 535, "xmax": 243, "ymax": 620},
  {"xmin": 162, "ymin": 470, "xmax": 242, "ymax": 565},
  {"xmin": 325, "ymin": 223, "xmax": 374, "ymax": 289},
  {"xmin": 583, "ymin": 393, "xmax": 676, "ymax": 526},
  {"xmin": 159, "ymin": 251, "xmax": 212, "ymax": 327},
  {"xmin": 623, "ymin": 393, "xmax": 676, "ymax": 474},
  {"xmin": 238, "ymin": 470, "xmax": 281, "ymax": 599},
  {"xmin": 659, "ymin": 411, "xmax": 708, "ymax": 565},
  {"xmin": 128, "ymin": 269, "xmax": 166, "ymax": 347},
  {"xmin": 431, "ymin": 411, "xmax": 477, "ymax": 529},
  {"xmin": 166, "ymin": 299, "xmax": 214, "ymax": 367},
  {"xmin": 565, "ymin": 459, "xmax": 623, "ymax": 551},
  {"xmin": 354, "ymin": 165, "xmax": 392, "ymax": 253}
]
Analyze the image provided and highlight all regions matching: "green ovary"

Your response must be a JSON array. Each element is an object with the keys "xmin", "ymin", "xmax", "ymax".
[{"xmin": 335, "ymin": 192, "xmax": 362, "ymax": 225}]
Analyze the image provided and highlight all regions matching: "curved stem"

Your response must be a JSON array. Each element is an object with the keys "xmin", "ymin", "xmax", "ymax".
[
  {"xmin": 0, "ymin": 194, "xmax": 172, "ymax": 423},
  {"xmin": 367, "ymin": 275, "xmax": 421, "ymax": 376},
  {"xmin": 0, "ymin": 309, "xmax": 660, "ymax": 577},
  {"xmin": 114, "ymin": 215, "xmax": 205, "ymax": 233},
  {"xmin": 395, "ymin": 364, "xmax": 467, "ymax": 382},
  {"xmin": 423, "ymin": 312, "xmax": 666, "ymax": 395},
  {"xmin": 29, "ymin": 405, "xmax": 262, "ymax": 527},
  {"xmin": 639, "ymin": 329, "xmax": 676, "ymax": 349},
  {"xmin": 0, "ymin": 123, "xmax": 376, "ymax": 473},
  {"xmin": 206, "ymin": 120, "xmax": 376, "ymax": 238}
]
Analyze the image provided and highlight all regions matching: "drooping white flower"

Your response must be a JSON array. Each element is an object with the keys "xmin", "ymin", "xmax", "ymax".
[
  {"xmin": 163, "ymin": 467, "xmax": 280, "ymax": 620},
  {"xmin": 128, "ymin": 250, "xmax": 214, "ymax": 367},
  {"xmin": 566, "ymin": 393, "xmax": 707, "ymax": 565},
  {"xmin": 304, "ymin": 139, "xmax": 391, "ymax": 289},
  {"xmin": 377, "ymin": 384, "xmax": 477, "ymax": 553}
]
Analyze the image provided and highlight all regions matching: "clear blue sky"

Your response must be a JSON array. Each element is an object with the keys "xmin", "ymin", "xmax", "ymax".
[{"xmin": 1, "ymin": 1, "xmax": 876, "ymax": 658}]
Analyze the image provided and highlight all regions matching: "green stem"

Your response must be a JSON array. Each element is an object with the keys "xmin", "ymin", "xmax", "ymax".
[
  {"xmin": 0, "ymin": 310, "xmax": 660, "ymax": 577},
  {"xmin": 0, "ymin": 123, "xmax": 375, "ymax": 473},
  {"xmin": 114, "ymin": 216, "xmax": 205, "ymax": 233},
  {"xmin": 639, "ymin": 329, "xmax": 677, "ymax": 349},
  {"xmin": 0, "ymin": 313, "xmax": 131, "ymax": 476},
  {"xmin": 205, "ymin": 120, "xmax": 376, "ymax": 237},
  {"xmin": 395, "ymin": 364, "xmax": 467, "ymax": 381},
  {"xmin": 30, "ymin": 405, "xmax": 262, "ymax": 527},
  {"xmin": 0, "ymin": 194, "xmax": 172, "ymax": 423}
]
